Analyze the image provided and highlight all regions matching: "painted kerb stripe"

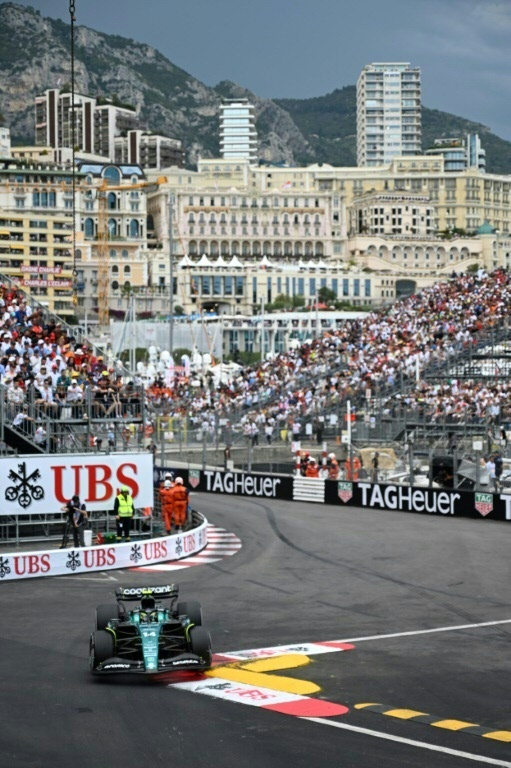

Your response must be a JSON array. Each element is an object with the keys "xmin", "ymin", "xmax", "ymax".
[{"xmin": 356, "ymin": 703, "xmax": 511, "ymax": 743}]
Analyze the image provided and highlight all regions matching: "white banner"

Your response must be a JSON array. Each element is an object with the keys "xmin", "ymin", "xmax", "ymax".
[
  {"xmin": 0, "ymin": 453, "xmax": 154, "ymax": 516},
  {"xmin": 0, "ymin": 521, "xmax": 208, "ymax": 581}
]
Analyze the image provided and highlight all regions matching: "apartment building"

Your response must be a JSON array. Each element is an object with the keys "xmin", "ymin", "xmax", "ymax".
[
  {"xmin": 34, "ymin": 89, "xmax": 188, "ymax": 171},
  {"xmin": 0, "ymin": 158, "xmax": 81, "ymax": 316},
  {"xmin": 357, "ymin": 63, "xmax": 421, "ymax": 167},
  {"xmin": 0, "ymin": 127, "xmax": 11, "ymax": 158},
  {"xmin": 425, "ymin": 134, "xmax": 486, "ymax": 173},
  {"xmin": 114, "ymin": 130, "xmax": 185, "ymax": 169}
]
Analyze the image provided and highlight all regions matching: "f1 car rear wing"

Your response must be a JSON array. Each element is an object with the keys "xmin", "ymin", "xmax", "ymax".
[{"xmin": 115, "ymin": 585, "xmax": 179, "ymax": 601}]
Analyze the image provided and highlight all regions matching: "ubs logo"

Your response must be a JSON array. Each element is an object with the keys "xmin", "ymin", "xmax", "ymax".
[{"xmin": 5, "ymin": 463, "xmax": 45, "ymax": 508}]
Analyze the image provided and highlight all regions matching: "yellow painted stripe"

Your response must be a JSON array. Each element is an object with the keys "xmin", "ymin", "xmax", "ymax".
[
  {"xmin": 206, "ymin": 654, "xmax": 319, "ymax": 695},
  {"xmin": 355, "ymin": 703, "xmax": 379, "ymax": 709},
  {"xmin": 241, "ymin": 655, "xmax": 311, "ymax": 673},
  {"xmin": 432, "ymin": 719, "xmax": 477, "ymax": 731},
  {"xmin": 482, "ymin": 731, "xmax": 511, "ymax": 742},
  {"xmin": 385, "ymin": 708, "xmax": 428, "ymax": 720}
]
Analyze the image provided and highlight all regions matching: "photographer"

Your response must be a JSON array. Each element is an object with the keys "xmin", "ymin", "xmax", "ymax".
[{"xmin": 60, "ymin": 494, "xmax": 87, "ymax": 548}]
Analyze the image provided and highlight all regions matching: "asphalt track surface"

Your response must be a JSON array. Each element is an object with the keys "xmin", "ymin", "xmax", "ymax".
[{"xmin": 2, "ymin": 493, "xmax": 511, "ymax": 768}]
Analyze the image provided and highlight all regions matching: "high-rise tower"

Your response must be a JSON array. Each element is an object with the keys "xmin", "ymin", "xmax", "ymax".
[
  {"xmin": 219, "ymin": 99, "xmax": 258, "ymax": 162},
  {"xmin": 357, "ymin": 63, "xmax": 421, "ymax": 167}
]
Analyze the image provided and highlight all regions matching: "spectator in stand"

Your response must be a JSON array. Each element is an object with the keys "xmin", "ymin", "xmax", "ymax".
[
  {"xmin": 34, "ymin": 424, "xmax": 47, "ymax": 449},
  {"xmin": 66, "ymin": 376, "xmax": 84, "ymax": 417},
  {"xmin": 486, "ymin": 455, "xmax": 496, "ymax": 490},
  {"xmin": 35, "ymin": 381, "xmax": 58, "ymax": 414},
  {"xmin": 12, "ymin": 405, "xmax": 34, "ymax": 435},
  {"xmin": 371, "ymin": 452, "xmax": 380, "ymax": 483}
]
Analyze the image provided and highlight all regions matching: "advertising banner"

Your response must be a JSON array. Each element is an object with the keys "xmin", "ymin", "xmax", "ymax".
[
  {"xmin": 156, "ymin": 466, "xmax": 292, "ymax": 500},
  {"xmin": 21, "ymin": 266, "xmax": 63, "ymax": 274},
  {"xmin": 325, "ymin": 480, "xmax": 511, "ymax": 521},
  {"xmin": 0, "ymin": 453, "xmax": 154, "ymax": 516},
  {"xmin": 0, "ymin": 521, "xmax": 208, "ymax": 582},
  {"xmin": 154, "ymin": 466, "xmax": 511, "ymax": 523}
]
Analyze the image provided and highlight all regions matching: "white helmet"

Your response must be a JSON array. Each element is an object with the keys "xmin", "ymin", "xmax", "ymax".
[
  {"xmin": 164, "ymin": 472, "xmax": 174, "ymax": 480},
  {"xmin": 163, "ymin": 480, "xmax": 171, "ymax": 488},
  {"xmin": 328, "ymin": 453, "xmax": 336, "ymax": 459},
  {"xmin": 175, "ymin": 477, "xmax": 184, "ymax": 484}
]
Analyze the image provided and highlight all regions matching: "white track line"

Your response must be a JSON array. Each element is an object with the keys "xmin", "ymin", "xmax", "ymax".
[
  {"xmin": 338, "ymin": 618, "xmax": 511, "ymax": 644},
  {"xmin": 305, "ymin": 719, "xmax": 511, "ymax": 767}
]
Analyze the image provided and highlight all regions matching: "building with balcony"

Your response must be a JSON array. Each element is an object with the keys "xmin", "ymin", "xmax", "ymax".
[
  {"xmin": 349, "ymin": 190, "xmax": 434, "ymax": 237},
  {"xmin": 425, "ymin": 134, "xmax": 486, "ymax": 173},
  {"xmin": 219, "ymin": 99, "xmax": 258, "ymax": 162},
  {"xmin": 357, "ymin": 63, "xmax": 421, "ymax": 167},
  {"xmin": 0, "ymin": 157, "xmax": 81, "ymax": 316},
  {"xmin": 0, "ymin": 126, "xmax": 10, "ymax": 158},
  {"xmin": 114, "ymin": 130, "xmax": 185, "ymax": 170}
]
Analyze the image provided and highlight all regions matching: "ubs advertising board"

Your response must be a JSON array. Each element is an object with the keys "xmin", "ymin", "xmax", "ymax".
[
  {"xmin": 0, "ymin": 523, "xmax": 208, "ymax": 581},
  {"xmin": 0, "ymin": 453, "xmax": 154, "ymax": 515}
]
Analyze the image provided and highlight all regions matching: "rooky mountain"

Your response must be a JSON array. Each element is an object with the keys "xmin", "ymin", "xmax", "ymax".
[{"xmin": 1, "ymin": 2, "xmax": 511, "ymax": 173}]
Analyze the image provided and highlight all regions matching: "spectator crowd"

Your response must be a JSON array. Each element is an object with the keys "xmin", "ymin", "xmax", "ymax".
[{"xmin": 2, "ymin": 268, "xmax": 511, "ymax": 454}]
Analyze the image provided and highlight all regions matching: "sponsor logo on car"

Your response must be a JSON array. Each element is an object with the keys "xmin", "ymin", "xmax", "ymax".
[
  {"xmin": 120, "ymin": 585, "xmax": 173, "ymax": 597},
  {"xmin": 172, "ymin": 659, "xmax": 200, "ymax": 665},
  {"xmin": 475, "ymin": 492, "xmax": 493, "ymax": 517},
  {"xmin": 101, "ymin": 663, "xmax": 131, "ymax": 670},
  {"xmin": 338, "ymin": 482, "xmax": 353, "ymax": 503}
]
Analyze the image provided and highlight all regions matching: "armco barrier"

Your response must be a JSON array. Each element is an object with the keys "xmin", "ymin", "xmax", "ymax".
[
  {"xmin": 156, "ymin": 466, "xmax": 511, "ymax": 522},
  {"xmin": 0, "ymin": 517, "xmax": 208, "ymax": 582}
]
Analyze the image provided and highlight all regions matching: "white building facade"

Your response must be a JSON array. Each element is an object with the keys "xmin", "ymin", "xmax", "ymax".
[
  {"xmin": 219, "ymin": 99, "xmax": 258, "ymax": 162},
  {"xmin": 357, "ymin": 63, "xmax": 421, "ymax": 167}
]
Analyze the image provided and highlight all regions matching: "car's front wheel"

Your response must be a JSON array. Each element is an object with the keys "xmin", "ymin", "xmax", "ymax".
[
  {"xmin": 177, "ymin": 600, "xmax": 202, "ymax": 626},
  {"xmin": 96, "ymin": 603, "xmax": 119, "ymax": 630},
  {"xmin": 189, "ymin": 626, "xmax": 212, "ymax": 667},
  {"xmin": 90, "ymin": 630, "xmax": 115, "ymax": 669}
]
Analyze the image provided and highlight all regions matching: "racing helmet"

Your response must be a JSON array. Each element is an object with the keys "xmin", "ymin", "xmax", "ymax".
[{"xmin": 141, "ymin": 595, "xmax": 156, "ymax": 611}]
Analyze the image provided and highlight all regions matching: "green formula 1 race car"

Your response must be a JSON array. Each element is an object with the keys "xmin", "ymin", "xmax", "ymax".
[{"xmin": 89, "ymin": 585, "xmax": 212, "ymax": 675}]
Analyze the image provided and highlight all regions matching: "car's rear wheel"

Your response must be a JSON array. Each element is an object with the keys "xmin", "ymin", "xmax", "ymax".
[
  {"xmin": 177, "ymin": 600, "xmax": 202, "ymax": 626},
  {"xmin": 90, "ymin": 630, "xmax": 115, "ymax": 669},
  {"xmin": 189, "ymin": 626, "xmax": 212, "ymax": 667},
  {"xmin": 96, "ymin": 603, "xmax": 119, "ymax": 630}
]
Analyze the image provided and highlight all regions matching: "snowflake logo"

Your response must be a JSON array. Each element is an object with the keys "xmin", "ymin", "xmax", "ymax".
[
  {"xmin": 175, "ymin": 537, "xmax": 183, "ymax": 557},
  {"xmin": 130, "ymin": 544, "xmax": 142, "ymax": 564},
  {"xmin": 66, "ymin": 551, "xmax": 81, "ymax": 571},
  {"xmin": 5, "ymin": 462, "xmax": 45, "ymax": 509},
  {"xmin": 0, "ymin": 557, "xmax": 11, "ymax": 579}
]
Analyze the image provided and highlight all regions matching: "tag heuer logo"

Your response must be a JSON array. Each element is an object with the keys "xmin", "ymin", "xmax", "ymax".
[
  {"xmin": 338, "ymin": 481, "xmax": 353, "ymax": 503},
  {"xmin": 475, "ymin": 493, "xmax": 493, "ymax": 517},
  {"xmin": 189, "ymin": 470, "xmax": 200, "ymax": 489}
]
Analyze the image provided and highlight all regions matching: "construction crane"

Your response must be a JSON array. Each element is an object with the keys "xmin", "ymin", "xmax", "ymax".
[{"xmin": 96, "ymin": 176, "xmax": 165, "ymax": 325}]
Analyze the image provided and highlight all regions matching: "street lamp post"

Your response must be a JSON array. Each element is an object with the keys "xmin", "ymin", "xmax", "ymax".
[{"xmin": 168, "ymin": 192, "xmax": 175, "ymax": 356}]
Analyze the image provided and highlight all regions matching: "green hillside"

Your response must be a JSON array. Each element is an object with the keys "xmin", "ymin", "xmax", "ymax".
[{"xmin": 276, "ymin": 87, "xmax": 511, "ymax": 174}]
